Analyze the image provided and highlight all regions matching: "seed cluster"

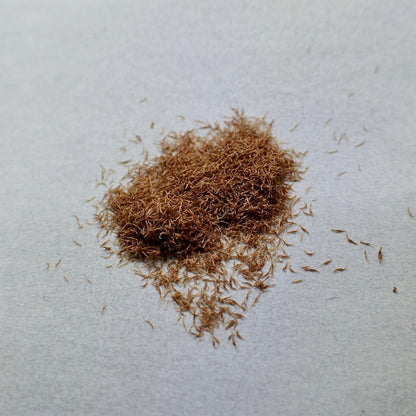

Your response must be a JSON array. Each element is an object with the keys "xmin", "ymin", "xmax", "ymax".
[{"xmin": 96, "ymin": 111, "xmax": 303, "ymax": 345}]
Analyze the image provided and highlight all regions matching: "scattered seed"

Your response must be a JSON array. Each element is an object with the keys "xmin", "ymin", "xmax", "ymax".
[
  {"xmin": 73, "ymin": 239, "xmax": 82, "ymax": 247},
  {"xmin": 86, "ymin": 279, "xmax": 93, "ymax": 284},
  {"xmin": 304, "ymin": 250, "xmax": 315, "ymax": 256},
  {"xmin": 144, "ymin": 319, "xmax": 154, "ymax": 329},
  {"xmin": 301, "ymin": 266, "xmax": 319, "ymax": 273},
  {"xmin": 150, "ymin": 121, "xmax": 155, "ymax": 129},
  {"xmin": 333, "ymin": 267, "xmax": 347, "ymax": 273},
  {"xmin": 139, "ymin": 97, "xmax": 148, "ymax": 103},
  {"xmin": 298, "ymin": 224, "xmax": 309, "ymax": 234},
  {"xmin": 101, "ymin": 304, "xmax": 107, "ymax": 315},
  {"xmin": 291, "ymin": 279, "xmax": 303, "ymax": 284},
  {"xmin": 290, "ymin": 122, "xmax": 300, "ymax": 132},
  {"xmin": 392, "ymin": 286, "xmax": 397, "ymax": 294},
  {"xmin": 346, "ymin": 235, "xmax": 358, "ymax": 245},
  {"xmin": 337, "ymin": 171, "xmax": 347, "ymax": 177},
  {"xmin": 378, "ymin": 247, "xmax": 383, "ymax": 264},
  {"xmin": 86, "ymin": 196, "xmax": 96, "ymax": 203},
  {"xmin": 355, "ymin": 140, "xmax": 366, "ymax": 148},
  {"xmin": 331, "ymin": 228, "xmax": 345, "ymax": 233},
  {"xmin": 324, "ymin": 118, "xmax": 332, "ymax": 127},
  {"xmin": 63, "ymin": 275, "xmax": 69, "ymax": 282},
  {"xmin": 45, "ymin": 262, "xmax": 50, "ymax": 270},
  {"xmin": 55, "ymin": 258, "xmax": 62, "ymax": 268},
  {"xmin": 408, "ymin": 207, "xmax": 414, "ymax": 218},
  {"xmin": 347, "ymin": 92, "xmax": 354, "ymax": 98},
  {"xmin": 362, "ymin": 125, "xmax": 368, "ymax": 132},
  {"xmin": 364, "ymin": 250, "xmax": 369, "ymax": 262},
  {"xmin": 360, "ymin": 241, "xmax": 372, "ymax": 246},
  {"xmin": 326, "ymin": 150, "xmax": 338, "ymax": 154},
  {"xmin": 321, "ymin": 259, "xmax": 332, "ymax": 266}
]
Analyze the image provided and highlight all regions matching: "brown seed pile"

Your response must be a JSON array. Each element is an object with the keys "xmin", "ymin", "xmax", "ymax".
[{"xmin": 96, "ymin": 110, "xmax": 303, "ymax": 345}]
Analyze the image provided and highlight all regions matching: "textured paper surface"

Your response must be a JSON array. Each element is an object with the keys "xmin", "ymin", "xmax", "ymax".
[{"xmin": 1, "ymin": 1, "xmax": 416, "ymax": 415}]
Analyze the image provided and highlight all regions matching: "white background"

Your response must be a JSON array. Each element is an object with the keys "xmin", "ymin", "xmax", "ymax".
[{"xmin": 1, "ymin": 1, "xmax": 415, "ymax": 415}]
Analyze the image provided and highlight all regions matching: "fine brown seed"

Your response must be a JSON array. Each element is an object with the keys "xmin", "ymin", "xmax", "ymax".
[
  {"xmin": 378, "ymin": 247, "xmax": 383, "ymax": 264},
  {"xmin": 324, "ymin": 118, "xmax": 332, "ymax": 127},
  {"xmin": 64, "ymin": 275, "xmax": 69, "ymax": 282},
  {"xmin": 346, "ymin": 235, "xmax": 358, "ymax": 245},
  {"xmin": 55, "ymin": 258, "xmax": 62, "ymax": 268},
  {"xmin": 333, "ymin": 267, "xmax": 347, "ymax": 273},
  {"xmin": 73, "ymin": 239, "xmax": 82, "ymax": 247},
  {"xmin": 298, "ymin": 224, "xmax": 309, "ymax": 234},
  {"xmin": 291, "ymin": 279, "xmax": 303, "ymax": 284},
  {"xmin": 106, "ymin": 264, "xmax": 113, "ymax": 268},
  {"xmin": 86, "ymin": 279, "xmax": 93, "ymax": 285},
  {"xmin": 337, "ymin": 171, "xmax": 347, "ymax": 177},
  {"xmin": 331, "ymin": 228, "xmax": 345, "ymax": 233},
  {"xmin": 144, "ymin": 319, "xmax": 154, "ymax": 329},
  {"xmin": 364, "ymin": 250, "xmax": 369, "ymax": 262},
  {"xmin": 321, "ymin": 259, "xmax": 332, "ymax": 266},
  {"xmin": 301, "ymin": 266, "xmax": 319, "ymax": 273},
  {"xmin": 392, "ymin": 286, "xmax": 397, "ymax": 294},
  {"xmin": 73, "ymin": 215, "xmax": 84, "ymax": 229},
  {"xmin": 95, "ymin": 110, "xmax": 303, "ymax": 343},
  {"xmin": 304, "ymin": 250, "xmax": 315, "ymax": 256},
  {"xmin": 86, "ymin": 196, "xmax": 96, "ymax": 203},
  {"xmin": 290, "ymin": 122, "xmax": 300, "ymax": 132},
  {"xmin": 355, "ymin": 141, "xmax": 366, "ymax": 148},
  {"xmin": 360, "ymin": 241, "xmax": 372, "ymax": 246},
  {"xmin": 326, "ymin": 150, "xmax": 338, "ymax": 154},
  {"xmin": 408, "ymin": 207, "xmax": 414, "ymax": 218},
  {"xmin": 101, "ymin": 304, "xmax": 107, "ymax": 315}
]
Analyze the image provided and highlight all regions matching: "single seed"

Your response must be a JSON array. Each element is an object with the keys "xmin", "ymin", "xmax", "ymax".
[
  {"xmin": 362, "ymin": 125, "xmax": 368, "ymax": 132},
  {"xmin": 364, "ymin": 250, "xmax": 369, "ymax": 262},
  {"xmin": 346, "ymin": 235, "xmax": 358, "ymax": 245},
  {"xmin": 46, "ymin": 262, "xmax": 50, "ymax": 270},
  {"xmin": 55, "ymin": 258, "xmax": 62, "ymax": 268},
  {"xmin": 290, "ymin": 122, "xmax": 300, "ymax": 132},
  {"xmin": 408, "ymin": 207, "xmax": 414, "ymax": 218},
  {"xmin": 360, "ymin": 241, "xmax": 372, "ymax": 246},
  {"xmin": 86, "ymin": 196, "xmax": 96, "ymax": 203},
  {"xmin": 64, "ymin": 275, "xmax": 69, "ymax": 282},
  {"xmin": 392, "ymin": 286, "xmax": 397, "ymax": 294},
  {"xmin": 101, "ymin": 304, "xmax": 107, "ymax": 315},
  {"xmin": 73, "ymin": 239, "xmax": 82, "ymax": 247},
  {"xmin": 321, "ymin": 259, "xmax": 332, "ymax": 266},
  {"xmin": 144, "ymin": 319, "xmax": 154, "ymax": 329},
  {"xmin": 87, "ymin": 279, "xmax": 93, "ymax": 284},
  {"xmin": 337, "ymin": 171, "xmax": 347, "ymax": 177},
  {"xmin": 326, "ymin": 150, "xmax": 338, "ymax": 154},
  {"xmin": 331, "ymin": 228, "xmax": 345, "ymax": 233},
  {"xmin": 151, "ymin": 121, "xmax": 155, "ymax": 129},
  {"xmin": 291, "ymin": 279, "xmax": 303, "ymax": 284},
  {"xmin": 378, "ymin": 247, "xmax": 383, "ymax": 264},
  {"xmin": 355, "ymin": 140, "xmax": 366, "ymax": 148},
  {"xmin": 301, "ymin": 266, "xmax": 319, "ymax": 273},
  {"xmin": 324, "ymin": 118, "xmax": 332, "ymax": 127},
  {"xmin": 139, "ymin": 97, "xmax": 148, "ymax": 103},
  {"xmin": 347, "ymin": 92, "xmax": 354, "ymax": 98},
  {"xmin": 304, "ymin": 250, "xmax": 315, "ymax": 256},
  {"xmin": 333, "ymin": 267, "xmax": 347, "ymax": 273}
]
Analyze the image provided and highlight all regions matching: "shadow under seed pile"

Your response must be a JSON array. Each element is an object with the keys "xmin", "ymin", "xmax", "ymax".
[{"xmin": 97, "ymin": 111, "xmax": 302, "ymax": 345}]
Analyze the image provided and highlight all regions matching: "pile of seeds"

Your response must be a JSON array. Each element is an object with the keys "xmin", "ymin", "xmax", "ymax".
[{"xmin": 95, "ymin": 110, "xmax": 303, "ymax": 345}]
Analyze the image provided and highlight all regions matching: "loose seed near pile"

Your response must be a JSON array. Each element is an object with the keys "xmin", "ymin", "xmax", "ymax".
[
  {"xmin": 333, "ymin": 267, "xmax": 347, "ymax": 273},
  {"xmin": 73, "ymin": 239, "xmax": 82, "ymax": 247},
  {"xmin": 378, "ymin": 247, "xmax": 383, "ymax": 264},
  {"xmin": 304, "ymin": 250, "xmax": 315, "ymax": 256},
  {"xmin": 55, "ymin": 258, "xmax": 62, "ymax": 268},
  {"xmin": 346, "ymin": 235, "xmax": 358, "ymax": 245},
  {"xmin": 290, "ymin": 122, "xmax": 300, "ymax": 132},
  {"xmin": 301, "ymin": 266, "xmax": 320, "ymax": 273},
  {"xmin": 364, "ymin": 250, "xmax": 369, "ymax": 262},
  {"xmin": 291, "ymin": 279, "xmax": 303, "ymax": 284},
  {"xmin": 355, "ymin": 140, "xmax": 366, "ymax": 148},
  {"xmin": 331, "ymin": 228, "xmax": 345, "ymax": 234},
  {"xmin": 144, "ymin": 319, "xmax": 154, "ymax": 329},
  {"xmin": 321, "ymin": 259, "xmax": 332, "ymax": 266}
]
